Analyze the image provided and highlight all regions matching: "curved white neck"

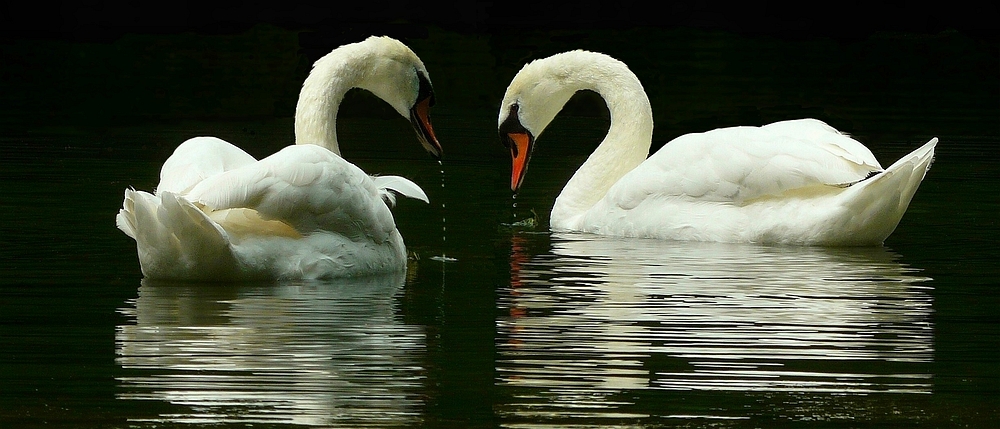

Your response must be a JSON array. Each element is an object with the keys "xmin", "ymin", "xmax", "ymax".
[
  {"xmin": 293, "ymin": 54, "xmax": 358, "ymax": 155},
  {"xmin": 294, "ymin": 39, "xmax": 421, "ymax": 156},
  {"xmin": 549, "ymin": 62, "xmax": 654, "ymax": 228}
]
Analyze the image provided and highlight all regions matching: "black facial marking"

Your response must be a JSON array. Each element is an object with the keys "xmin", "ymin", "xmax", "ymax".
[
  {"xmin": 499, "ymin": 103, "xmax": 526, "ymax": 154},
  {"xmin": 417, "ymin": 71, "xmax": 435, "ymax": 106}
]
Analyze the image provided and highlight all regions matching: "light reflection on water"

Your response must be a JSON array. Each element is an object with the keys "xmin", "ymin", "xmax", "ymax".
[
  {"xmin": 498, "ymin": 233, "xmax": 934, "ymax": 423},
  {"xmin": 115, "ymin": 272, "xmax": 426, "ymax": 427}
]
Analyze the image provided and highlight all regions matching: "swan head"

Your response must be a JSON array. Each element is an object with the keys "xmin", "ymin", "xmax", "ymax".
[
  {"xmin": 497, "ymin": 51, "xmax": 609, "ymax": 191},
  {"xmin": 357, "ymin": 36, "xmax": 442, "ymax": 160},
  {"xmin": 297, "ymin": 36, "xmax": 442, "ymax": 159}
]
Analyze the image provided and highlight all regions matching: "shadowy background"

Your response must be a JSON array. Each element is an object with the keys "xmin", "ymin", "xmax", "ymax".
[
  {"xmin": 1, "ymin": 2, "xmax": 996, "ymax": 161},
  {"xmin": 0, "ymin": 4, "xmax": 997, "ymax": 427}
]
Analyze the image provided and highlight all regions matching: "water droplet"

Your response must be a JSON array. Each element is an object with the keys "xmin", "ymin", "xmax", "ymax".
[{"xmin": 439, "ymin": 165, "xmax": 448, "ymax": 253}]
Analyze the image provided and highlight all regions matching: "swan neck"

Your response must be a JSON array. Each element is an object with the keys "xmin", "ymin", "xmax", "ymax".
[
  {"xmin": 294, "ymin": 56, "xmax": 358, "ymax": 155},
  {"xmin": 551, "ymin": 66, "xmax": 653, "ymax": 228}
]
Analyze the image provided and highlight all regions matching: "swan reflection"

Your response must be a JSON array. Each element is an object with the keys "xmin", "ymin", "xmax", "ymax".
[
  {"xmin": 116, "ymin": 272, "xmax": 425, "ymax": 427},
  {"xmin": 499, "ymin": 233, "xmax": 933, "ymax": 421}
]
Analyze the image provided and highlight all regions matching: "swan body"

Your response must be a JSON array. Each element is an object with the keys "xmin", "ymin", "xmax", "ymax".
[
  {"xmin": 117, "ymin": 36, "xmax": 442, "ymax": 280},
  {"xmin": 499, "ymin": 50, "xmax": 935, "ymax": 246}
]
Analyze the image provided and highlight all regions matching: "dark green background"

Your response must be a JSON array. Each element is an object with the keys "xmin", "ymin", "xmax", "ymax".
[
  {"xmin": 1, "ymin": 3, "xmax": 997, "ymax": 428},
  {"xmin": 2, "ymin": 3, "xmax": 996, "ymax": 158}
]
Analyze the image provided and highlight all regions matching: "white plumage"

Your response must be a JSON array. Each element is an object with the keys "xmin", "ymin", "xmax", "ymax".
[
  {"xmin": 117, "ymin": 36, "xmax": 442, "ymax": 280},
  {"xmin": 499, "ymin": 50, "xmax": 935, "ymax": 245}
]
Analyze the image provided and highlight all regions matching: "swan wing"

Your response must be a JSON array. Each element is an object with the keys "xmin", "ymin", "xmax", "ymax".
[
  {"xmin": 832, "ymin": 137, "xmax": 937, "ymax": 244},
  {"xmin": 609, "ymin": 119, "xmax": 883, "ymax": 208},
  {"xmin": 117, "ymin": 189, "xmax": 240, "ymax": 279},
  {"xmin": 185, "ymin": 144, "xmax": 398, "ymax": 244},
  {"xmin": 157, "ymin": 136, "xmax": 258, "ymax": 195},
  {"xmin": 373, "ymin": 175, "xmax": 430, "ymax": 206}
]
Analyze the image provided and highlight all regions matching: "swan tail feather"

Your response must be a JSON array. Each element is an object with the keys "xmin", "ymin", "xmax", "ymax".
[
  {"xmin": 117, "ymin": 189, "xmax": 236, "ymax": 279},
  {"xmin": 116, "ymin": 188, "xmax": 138, "ymax": 239},
  {"xmin": 838, "ymin": 138, "xmax": 937, "ymax": 244},
  {"xmin": 373, "ymin": 175, "xmax": 429, "ymax": 206}
]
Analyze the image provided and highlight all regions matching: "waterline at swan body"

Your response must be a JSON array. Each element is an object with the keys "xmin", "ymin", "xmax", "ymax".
[
  {"xmin": 117, "ymin": 36, "xmax": 442, "ymax": 280},
  {"xmin": 498, "ymin": 50, "xmax": 935, "ymax": 246}
]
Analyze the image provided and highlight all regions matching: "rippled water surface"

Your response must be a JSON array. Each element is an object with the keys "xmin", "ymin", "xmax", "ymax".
[
  {"xmin": 117, "ymin": 274, "xmax": 424, "ymax": 427},
  {"xmin": 501, "ymin": 236, "xmax": 934, "ymax": 390},
  {"xmin": 1, "ymin": 26, "xmax": 998, "ymax": 428},
  {"xmin": 3, "ymin": 113, "xmax": 996, "ymax": 427}
]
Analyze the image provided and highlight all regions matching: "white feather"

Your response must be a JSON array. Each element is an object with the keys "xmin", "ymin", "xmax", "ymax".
[
  {"xmin": 117, "ymin": 37, "xmax": 435, "ymax": 280},
  {"xmin": 373, "ymin": 175, "xmax": 430, "ymax": 205},
  {"xmin": 500, "ymin": 50, "xmax": 936, "ymax": 245}
]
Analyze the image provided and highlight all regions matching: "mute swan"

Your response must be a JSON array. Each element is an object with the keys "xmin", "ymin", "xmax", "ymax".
[
  {"xmin": 117, "ymin": 36, "xmax": 442, "ymax": 280},
  {"xmin": 498, "ymin": 50, "xmax": 936, "ymax": 246}
]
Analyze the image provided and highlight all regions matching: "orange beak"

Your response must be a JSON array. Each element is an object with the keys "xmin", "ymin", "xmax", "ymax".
[
  {"xmin": 410, "ymin": 96, "xmax": 442, "ymax": 159},
  {"xmin": 499, "ymin": 103, "xmax": 533, "ymax": 193},
  {"xmin": 508, "ymin": 131, "xmax": 532, "ymax": 192}
]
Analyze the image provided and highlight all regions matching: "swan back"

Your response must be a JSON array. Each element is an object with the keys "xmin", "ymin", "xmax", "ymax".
[
  {"xmin": 295, "ymin": 36, "xmax": 433, "ymax": 154},
  {"xmin": 156, "ymin": 137, "xmax": 258, "ymax": 195}
]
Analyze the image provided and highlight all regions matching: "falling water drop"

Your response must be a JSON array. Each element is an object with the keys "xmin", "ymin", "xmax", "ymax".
[
  {"xmin": 430, "ymin": 161, "xmax": 456, "ymax": 262},
  {"xmin": 441, "ymin": 167, "xmax": 446, "ymax": 244}
]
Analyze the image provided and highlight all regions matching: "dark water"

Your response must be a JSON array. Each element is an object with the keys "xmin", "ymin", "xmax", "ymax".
[
  {"xmin": 2, "ymin": 27, "xmax": 998, "ymax": 428},
  {"xmin": 1, "ymin": 112, "xmax": 996, "ymax": 428}
]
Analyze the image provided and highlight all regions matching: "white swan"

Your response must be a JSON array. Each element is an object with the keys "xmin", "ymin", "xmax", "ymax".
[
  {"xmin": 117, "ymin": 36, "xmax": 442, "ymax": 280},
  {"xmin": 498, "ymin": 50, "xmax": 936, "ymax": 246}
]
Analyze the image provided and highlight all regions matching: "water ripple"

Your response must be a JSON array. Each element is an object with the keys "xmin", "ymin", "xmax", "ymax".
[
  {"xmin": 498, "ymin": 234, "xmax": 934, "ymax": 424},
  {"xmin": 116, "ymin": 272, "xmax": 426, "ymax": 427}
]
